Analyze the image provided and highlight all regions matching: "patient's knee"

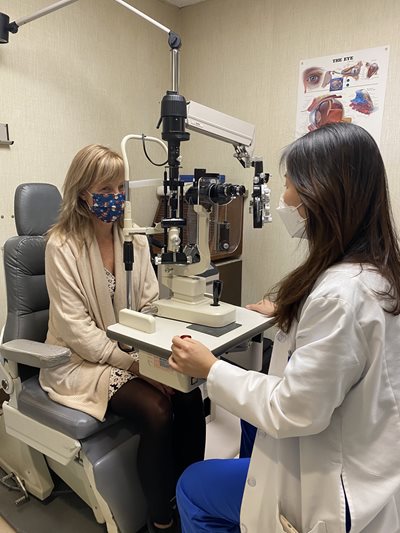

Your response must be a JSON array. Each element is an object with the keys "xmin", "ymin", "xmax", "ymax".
[{"xmin": 146, "ymin": 394, "xmax": 172, "ymax": 432}]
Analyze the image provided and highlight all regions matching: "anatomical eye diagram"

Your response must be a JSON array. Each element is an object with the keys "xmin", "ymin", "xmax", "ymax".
[
  {"xmin": 303, "ymin": 67, "xmax": 331, "ymax": 92},
  {"xmin": 350, "ymin": 89, "xmax": 374, "ymax": 115},
  {"xmin": 366, "ymin": 62, "xmax": 379, "ymax": 78},
  {"xmin": 296, "ymin": 46, "xmax": 389, "ymax": 143},
  {"xmin": 307, "ymin": 94, "xmax": 350, "ymax": 131},
  {"xmin": 302, "ymin": 60, "xmax": 379, "ymax": 94},
  {"xmin": 340, "ymin": 60, "xmax": 363, "ymax": 80}
]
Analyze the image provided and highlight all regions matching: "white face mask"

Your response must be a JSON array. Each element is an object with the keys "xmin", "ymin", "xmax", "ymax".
[{"xmin": 276, "ymin": 195, "xmax": 307, "ymax": 238}]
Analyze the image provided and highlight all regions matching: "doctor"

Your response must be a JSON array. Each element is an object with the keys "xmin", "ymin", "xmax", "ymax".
[{"xmin": 169, "ymin": 122, "xmax": 400, "ymax": 532}]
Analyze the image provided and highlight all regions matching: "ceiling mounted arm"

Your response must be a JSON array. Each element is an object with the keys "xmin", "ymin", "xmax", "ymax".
[
  {"xmin": 0, "ymin": 0, "xmax": 181, "ymax": 47},
  {"xmin": 113, "ymin": 0, "xmax": 170, "ymax": 34},
  {"xmin": 0, "ymin": 0, "xmax": 79, "ymax": 43}
]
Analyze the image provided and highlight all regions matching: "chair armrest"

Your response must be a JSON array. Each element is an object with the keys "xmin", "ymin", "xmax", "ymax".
[{"xmin": 0, "ymin": 339, "xmax": 71, "ymax": 368}]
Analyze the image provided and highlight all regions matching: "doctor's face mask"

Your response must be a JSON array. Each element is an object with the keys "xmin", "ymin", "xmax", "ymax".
[
  {"xmin": 88, "ymin": 191, "xmax": 125, "ymax": 223},
  {"xmin": 276, "ymin": 195, "xmax": 307, "ymax": 238}
]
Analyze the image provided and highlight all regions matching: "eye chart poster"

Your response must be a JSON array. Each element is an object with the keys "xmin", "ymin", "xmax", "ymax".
[{"xmin": 295, "ymin": 46, "xmax": 389, "ymax": 145}]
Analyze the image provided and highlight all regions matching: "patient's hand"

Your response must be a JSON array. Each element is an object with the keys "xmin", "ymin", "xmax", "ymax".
[{"xmin": 245, "ymin": 299, "xmax": 276, "ymax": 317}]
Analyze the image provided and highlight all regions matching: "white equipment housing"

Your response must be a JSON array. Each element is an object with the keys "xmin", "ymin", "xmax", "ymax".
[{"xmin": 186, "ymin": 100, "xmax": 255, "ymax": 154}]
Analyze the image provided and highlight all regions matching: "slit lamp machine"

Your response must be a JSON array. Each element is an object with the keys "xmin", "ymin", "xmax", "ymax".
[{"xmin": 1, "ymin": 0, "xmax": 274, "ymax": 391}]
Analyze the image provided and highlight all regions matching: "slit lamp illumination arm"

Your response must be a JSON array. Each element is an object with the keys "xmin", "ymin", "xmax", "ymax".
[{"xmin": 185, "ymin": 101, "xmax": 272, "ymax": 227}]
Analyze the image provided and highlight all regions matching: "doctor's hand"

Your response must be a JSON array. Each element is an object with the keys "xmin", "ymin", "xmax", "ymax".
[
  {"xmin": 168, "ymin": 336, "xmax": 218, "ymax": 379},
  {"xmin": 245, "ymin": 298, "xmax": 276, "ymax": 316}
]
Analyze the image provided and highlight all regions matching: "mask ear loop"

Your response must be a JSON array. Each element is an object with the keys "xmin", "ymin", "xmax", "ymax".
[
  {"xmin": 295, "ymin": 202, "xmax": 307, "ymax": 223},
  {"xmin": 279, "ymin": 194, "xmax": 303, "ymax": 212},
  {"xmin": 80, "ymin": 190, "xmax": 92, "ymax": 212}
]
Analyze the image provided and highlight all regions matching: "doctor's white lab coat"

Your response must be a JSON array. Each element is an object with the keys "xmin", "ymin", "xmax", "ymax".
[{"xmin": 207, "ymin": 263, "xmax": 400, "ymax": 533}]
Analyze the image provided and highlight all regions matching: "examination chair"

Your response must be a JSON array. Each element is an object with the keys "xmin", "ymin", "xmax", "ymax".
[{"xmin": 0, "ymin": 183, "xmax": 146, "ymax": 533}]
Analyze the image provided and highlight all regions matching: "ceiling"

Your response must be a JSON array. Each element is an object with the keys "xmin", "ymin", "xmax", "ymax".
[{"xmin": 163, "ymin": 0, "xmax": 207, "ymax": 7}]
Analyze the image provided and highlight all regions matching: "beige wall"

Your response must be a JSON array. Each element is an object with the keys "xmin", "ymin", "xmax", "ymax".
[
  {"xmin": 1, "ymin": 0, "xmax": 400, "ymax": 328},
  {"xmin": 180, "ymin": 0, "xmax": 400, "ymax": 306},
  {"xmin": 0, "ymin": 0, "xmax": 179, "ymax": 327}
]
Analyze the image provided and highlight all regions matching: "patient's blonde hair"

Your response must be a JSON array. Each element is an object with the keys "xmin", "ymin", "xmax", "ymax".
[{"xmin": 49, "ymin": 144, "xmax": 124, "ymax": 245}]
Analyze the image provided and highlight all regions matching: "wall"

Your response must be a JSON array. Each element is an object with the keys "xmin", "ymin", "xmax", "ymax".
[
  {"xmin": 0, "ymin": 0, "xmax": 179, "ymax": 327},
  {"xmin": 2, "ymin": 0, "xmax": 400, "ymax": 327},
  {"xmin": 179, "ymin": 0, "xmax": 400, "ymax": 306}
]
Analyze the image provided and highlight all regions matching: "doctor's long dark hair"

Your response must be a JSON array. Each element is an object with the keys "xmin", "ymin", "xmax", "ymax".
[{"xmin": 272, "ymin": 122, "xmax": 400, "ymax": 333}]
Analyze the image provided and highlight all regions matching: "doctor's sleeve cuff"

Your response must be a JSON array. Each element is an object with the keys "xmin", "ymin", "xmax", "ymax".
[
  {"xmin": 207, "ymin": 360, "xmax": 249, "ymax": 409},
  {"xmin": 207, "ymin": 358, "xmax": 283, "ymax": 434}
]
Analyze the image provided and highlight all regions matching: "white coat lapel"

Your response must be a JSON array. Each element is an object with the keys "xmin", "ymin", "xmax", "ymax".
[{"xmin": 269, "ymin": 328, "xmax": 296, "ymax": 377}]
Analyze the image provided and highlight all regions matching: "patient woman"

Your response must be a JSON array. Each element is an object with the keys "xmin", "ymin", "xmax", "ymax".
[{"xmin": 39, "ymin": 144, "xmax": 205, "ymax": 532}]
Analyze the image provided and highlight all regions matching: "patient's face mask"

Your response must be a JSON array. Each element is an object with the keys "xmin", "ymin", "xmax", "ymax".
[
  {"xmin": 88, "ymin": 192, "xmax": 125, "ymax": 223},
  {"xmin": 276, "ymin": 195, "xmax": 307, "ymax": 238}
]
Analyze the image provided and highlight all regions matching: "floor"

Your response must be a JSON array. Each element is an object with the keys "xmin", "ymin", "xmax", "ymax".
[
  {"xmin": 0, "ymin": 405, "xmax": 240, "ymax": 533},
  {"xmin": 0, "ymin": 469, "xmax": 107, "ymax": 533}
]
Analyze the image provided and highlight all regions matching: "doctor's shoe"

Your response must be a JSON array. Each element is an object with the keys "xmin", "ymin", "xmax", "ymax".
[
  {"xmin": 146, "ymin": 517, "xmax": 181, "ymax": 533},
  {"xmin": 173, "ymin": 506, "xmax": 181, "ymax": 529}
]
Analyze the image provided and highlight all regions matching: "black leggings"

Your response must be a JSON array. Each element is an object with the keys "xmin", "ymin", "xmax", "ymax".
[{"xmin": 109, "ymin": 378, "xmax": 205, "ymax": 524}]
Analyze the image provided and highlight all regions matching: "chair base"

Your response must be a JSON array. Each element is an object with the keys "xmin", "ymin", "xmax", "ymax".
[
  {"xmin": 2, "ymin": 402, "xmax": 147, "ymax": 532},
  {"xmin": 0, "ymin": 408, "xmax": 54, "ymax": 500}
]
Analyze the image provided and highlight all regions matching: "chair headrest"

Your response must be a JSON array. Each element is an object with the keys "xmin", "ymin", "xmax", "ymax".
[{"xmin": 15, "ymin": 183, "xmax": 62, "ymax": 236}]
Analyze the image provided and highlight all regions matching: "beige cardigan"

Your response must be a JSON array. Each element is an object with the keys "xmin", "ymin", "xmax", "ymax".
[{"xmin": 39, "ymin": 224, "xmax": 159, "ymax": 420}]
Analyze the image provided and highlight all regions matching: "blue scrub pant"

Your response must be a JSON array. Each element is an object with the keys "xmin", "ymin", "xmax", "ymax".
[
  {"xmin": 176, "ymin": 458, "xmax": 250, "ymax": 532},
  {"xmin": 239, "ymin": 420, "xmax": 257, "ymax": 458},
  {"xmin": 177, "ymin": 458, "xmax": 352, "ymax": 533}
]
